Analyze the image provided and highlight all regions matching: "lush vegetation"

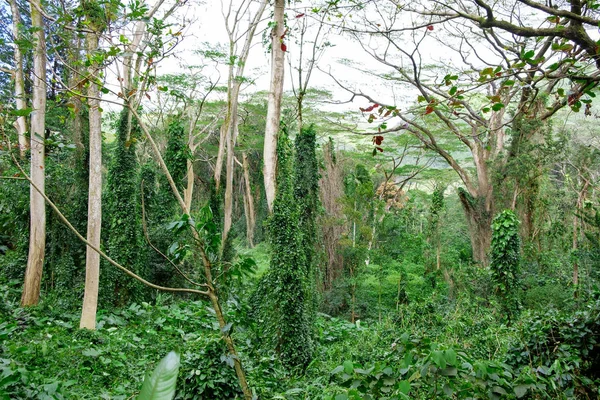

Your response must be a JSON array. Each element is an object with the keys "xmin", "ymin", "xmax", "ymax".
[{"xmin": 1, "ymin": 0, "xmax": 600, "ymax": 399}]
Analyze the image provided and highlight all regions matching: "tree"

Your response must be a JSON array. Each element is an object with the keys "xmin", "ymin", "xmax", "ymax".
[
  {"xmin": 319, "ymin": 138, "xmax": 344, "ymax": 290},
  {"xmin": 21, "ymin": 0, "xmax": 46, "ymax": 306},
  {"xmin": 263, "ymin": 0, "xmax": 285, "ymax": 213},
  {"xmin": 79, "ymin": 0, "xmax": 106, "ymax": 329},
  {"xmin": 218, "ymin": 0, "xmax": 268, "ymax": 246},
  {"xmin": 7, "ymin": 0, "xmax": 28, "ymax": 157},
  {"xmin": 324, "ymin": 0, "xmax": 597, "ymax": 264},
  {"xmin": 252, "ymin": 129, "xmax": 314, "ymax": 368}
]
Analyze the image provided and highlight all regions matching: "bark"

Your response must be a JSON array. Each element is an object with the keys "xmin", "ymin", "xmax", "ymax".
[
  {"xmin": 184, "ymin": 110, "xmax": 197, "ymax": 211},
  {"xmin": 263, "ymin": 0, "xmax": 285, "ymax": 213},
  {"xmin": 214, "ymin": 124, "xmax": 227, "ymax": 191},
  {"xmin": 319, "ymin": 141, "xmax": 344, "ymax": 289},
  {"xmin": 458, "ymin": 189, "xmax": 493, "ymax": 266},
  {"xmin": 80, "ymin": 30, "xmax": 102, "ymax": 330},
  {"xmin": 242, "ymin": 152, "xmax": 256, "ymax": 247},
  {"xmin": 8, "ymin": 0, "xmax": 28, "ymax": 157},
  {"xmin": 21, "ymin": 0, "xmax": 46, "ymax": 307},
  {"xmin": 221, "ymin": 0, "xmax": 267, "ymax": 243}
]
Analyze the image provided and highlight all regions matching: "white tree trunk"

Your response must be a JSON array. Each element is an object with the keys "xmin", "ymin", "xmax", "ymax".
[
  {"xmin": 21, "ymin": 0, "xmax": 46, "ymax": 307},
  {"xmin": 221, "ymin": 0, "xmax": 267, "ymax": 243},
  {"xmin": 242, "ymin": 152, "xmax": 255, "ymax": 247},
  {"xmin": 80, "ymin": 30, "xmax": 102, "ymax": 330},
  {"xmin": 263, "ymin": 0, "xmax": 285, "ymax": 213},
  {"xmin": 8, "ymin": 0, "xmax": 28, "ymax": 157}
]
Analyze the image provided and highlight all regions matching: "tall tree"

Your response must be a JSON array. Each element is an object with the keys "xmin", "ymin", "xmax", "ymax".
[
  {"xmin": 219, "ymin": 0, "xmax": 268, "ymax": 245},
  {"xmin": 254, "ymin": 129, "xmax": 313, "ymax": 368},
  {"xmin": 325, "ymin": 0, "xmax": 595, "ymax": 264},
  {"xmin": 263, "ymin": 0, "xmax": 285, "ymax": 213},
  {"xmin": 80, "ymin": 0, "xmax": 105, "ymax": 329},
  {"xmin": 7, "ymin": 0, "xmax": 28, "ymax": 157},
  {"xmin": 21, "ymin": 0, "xmax": 46, "ymax": 306}
]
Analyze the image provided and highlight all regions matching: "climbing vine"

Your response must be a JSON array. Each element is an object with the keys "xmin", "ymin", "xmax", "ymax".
[
  {"xmin": 294, "ymin": 124, "xmax": 320, "ymax": 323},
  {"xmin": 252, "ymin": 128, "xmax": 313, "ymax": 369},
  {"xmin": 490, "ymin": 209, "xmax": 521, "ymax": 320},
  {"xmin": 102, "ymin": 109, "xmax": 145, "ymax": 306}
]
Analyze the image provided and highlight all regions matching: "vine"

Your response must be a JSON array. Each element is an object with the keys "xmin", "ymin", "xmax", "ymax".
[
  {"xmin": 102, "ymin": 109, "xmax": 145, "ymax": 306},
  {"xmin": 252, "ymin": 128, "xmax": 313, "ymax": 368},
  {"xmin": 490, "ymin": 209, "xmax": 521, "ymax": 321}
]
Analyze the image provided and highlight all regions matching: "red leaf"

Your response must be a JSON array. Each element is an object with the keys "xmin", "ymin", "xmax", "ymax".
[
  {"xmin": 372, "ymin": 135, "xmax": 384, "ymax": 145},
  {"xmin": 295, "ymin": 13, "xmax": 305, "ymax": 18},
  {"xmin": 146, "ymin": 93, "xmax": 151, "ymax": 100},
  {"xmin": 427, "ymin": 25, "xmax": 434, "ymax": 31},
  {"xmin": 281, "ymin": 43, "xmax": 287, "ymax": 52},
  {"xmin": 376, "ymin": 146, "xmax": 384, "ymax": 152},
  {"xmin": 359, "ymin": 107, "xmax": 366, "ymax": 112},
  {"xmin": 373, "ymin": 103, "xmax": 380, "ymax": 108},
  {"xmin": 425, "ymin": 106, "xmax": 434, "ymax": 115}
]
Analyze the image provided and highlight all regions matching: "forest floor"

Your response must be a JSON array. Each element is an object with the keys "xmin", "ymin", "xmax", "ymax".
[{"xmin": 1, "ymin": 279, "xmax": 599, "ymax": 399}]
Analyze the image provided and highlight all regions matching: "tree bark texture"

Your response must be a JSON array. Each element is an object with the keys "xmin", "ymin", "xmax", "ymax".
[
  {"xmin": 263, "ymin": 0, "xmax": 285, "ymax": 213},
  {"xmin": 221, "ymin": 0, "xmax": 267, "ymax": 243},
  {"xmin": 458, "ymin": 189, "xmax": 493, "ymax": 266},
  {"xmin": 8, "ymin": 0, "xmax": 28, "ymax": 157},
  {"xmin": 80, "ymin": 30, "xmax": 102, "ymax": 330},
  {"xmin": 21, "ymin": 0, "xmax": 46, "ymax": 307},
  {"xmin": 242, "ymin": 152, "xmax": 256, "ymax": 247}
]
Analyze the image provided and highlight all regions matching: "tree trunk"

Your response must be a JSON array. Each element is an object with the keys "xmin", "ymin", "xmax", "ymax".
[
  {"xmin": 80, "ymin": 30, "xmax": 102, "ymax": 330},
  {"xmin": 221, "ymin": 0, "xmax": 267, "ymax": 242},
  {"xmin": 263, "ymin": 0, "xmax": 285, "ymax": 213},
  {"xmin": 242, "ymin": 153, "xmax": 256, "ymax": 247},
  {"xmin": 8, "ymin": 0, "xmax": 28, "ymax": 157},
  {"xmin": 572, "ymin": 180, "xmax": 589, "ymax": 290},
  {"xmin": 184, "ymin": 111, "xmax": 197, "ymax": 211},
  {"xmin": 21, "ymin": 0, "xmax": 46, "ymax": 307},
  {"xmin": 458, "ymin": 189, "xmax": 493, "ymax": 266}
]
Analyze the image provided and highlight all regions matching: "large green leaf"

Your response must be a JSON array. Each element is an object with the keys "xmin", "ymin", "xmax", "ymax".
[{"xmin": 137, "ymin": 351, "xmax": 180, "ymax": 400}]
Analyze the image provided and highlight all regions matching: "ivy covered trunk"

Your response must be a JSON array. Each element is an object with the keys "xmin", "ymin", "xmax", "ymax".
[{"xmin": 102, "ymin": 109, "xmax": 144, "ymax": 306}]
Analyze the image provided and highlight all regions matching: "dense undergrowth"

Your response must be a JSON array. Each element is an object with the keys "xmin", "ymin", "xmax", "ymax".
[{"xmin": 1, "ymin": 272, "xmax": 598, "ymax": 399}]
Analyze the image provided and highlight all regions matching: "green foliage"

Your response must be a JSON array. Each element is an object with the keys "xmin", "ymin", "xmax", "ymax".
[
  {"xmin": 252, "ymin": 129, "xmax": 313, "ymax": 369},
  {"xmin": 178, "ymin": 336, "xmax": 242, "ymax": 399},
  {"xmin": 103, "ymin": 109, "xmax": 146, "ymax": 306},
  {"xmin": 294, "ymin": 124, "xmax": 320, "ymax": 329},
  {"xmin": 157, "ymin": 120, "xmax": 188, "ymax": 220},
  {"xmin": 137, "ymin": 351, "xmax": 180, "ymax": 400},
  {"xmin": 490, "ymin": 210, "xmax": 521, "ymax": 320}
]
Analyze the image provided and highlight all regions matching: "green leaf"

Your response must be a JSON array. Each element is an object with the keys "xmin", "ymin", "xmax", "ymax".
[
  {"xmin": 502, "ymin": 80, "xmax": 515, "ymax": 86},
  {"xmin": 82, "ymin": 348, "xmax": 101, "ymax": 357},
  {"xmin": 523, "ymin": 50, "xmax": 535, "ymax": 59},
  {"xmin": 449, "ymin": 86, "xmax": 457, "ymax": 95},
  {"xmin": 440, "ymin": 367, "xmax": 458, "ymax": 376},
  {"xmin": 514, "ymin": 384, "xmax": 529, "ymax": 398},
  {"xmin": 331, "ymin": 365, "xmax": 344, "ymax": 375},
  {"xmin": 10, "ymin": 108, "xmax": 33, "ymax": 117},
  {"xmin": 343, "ymin": 360, "xmax": 354, "ymax": 374},
  {"xmin": 492, "ymin": 386, "xmax": 507, "ymax": 395},
  {"xmin": 445, "ymin": 349, "xmax": 457, "ymax": 366},
  {"xmin": 492, "ymin": 103, "xmax": 505, "ymax": 111},
  {"xmin": 432, "ymin": 350, "xmax": 446, "ymax": 368},
  {"xmin": 398, "ymin": 380, "xmax": 411, "ymax": 395},
  {"xmin": 137, "ymin": 351, "xmax": 180, "ymax": 400}
]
